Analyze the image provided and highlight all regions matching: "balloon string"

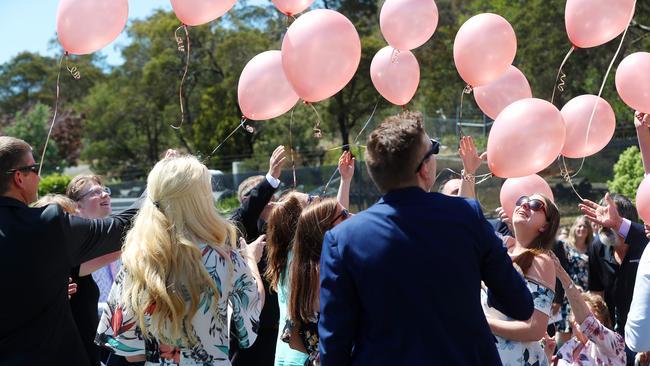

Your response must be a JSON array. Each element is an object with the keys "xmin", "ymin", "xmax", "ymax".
[
  {"xmin": 457, "ymin": 85, "xmax": 473, "ymax": 139},
  {"xmin": 320, "ymin": 99, "xmax": 380, "ymax": 195},
  {"xmin": 442, "ymin": 168, "xmax": 493, "ymax": 185},
  {"xmin": 172, "ymin": 24, "xmax": 190, "ymax": 130},
  {"xmin": 306, "ymin": 101, "xmax": 323, "ymax": 138},
  {"xmin": 65, "ymin": 56, "xmax": 81, "ymax": 80},
  {"xmin": 570, "ymin": 6, "xmax": 633, "ymax": 179},
  {"xmin": 39, "ymin": 52, "xmax": 67, "ymax": 177},
  {"xmin": 288, "ymin": 106, "xmax": 297, "ymax": 188},
  {"xmin": 202, "ymin": 117, "xmax": 248, "ymax": 163},
  {"xmin": 550, "ymin": 45, "xmax": 575, "ymax": 105},
  {"xmin": 559, "ymin": 156, "xmax": 585, "ymax": 201}
]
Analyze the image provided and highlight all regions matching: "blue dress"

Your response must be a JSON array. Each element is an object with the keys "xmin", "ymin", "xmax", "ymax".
[
  {"xmin": 274, "ymin": 253, "xmax": 309, "ymax": 366},
  {"xmin": 482, "ymin": 279, "xmax": 555, "ymax": 366}
]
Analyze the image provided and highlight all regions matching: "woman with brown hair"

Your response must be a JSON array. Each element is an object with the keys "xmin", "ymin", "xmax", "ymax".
[
  {"xmin": 282, "ymin": 198, "xmax": 350, "ymax": 366},
  {"xmin": 482, "ymin": 194, "xmax": 560, "ymax": 366}
]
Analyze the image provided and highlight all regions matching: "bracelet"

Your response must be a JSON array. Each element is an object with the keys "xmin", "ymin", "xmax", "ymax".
[{"xmin": 461, "ymin": 169, "xmax": 476, "ymax": 183}]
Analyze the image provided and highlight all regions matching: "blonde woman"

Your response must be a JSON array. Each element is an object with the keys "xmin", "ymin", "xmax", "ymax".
[{"xmin": 96, "ymin": 155, "xmax": 264, "ymax": 365}]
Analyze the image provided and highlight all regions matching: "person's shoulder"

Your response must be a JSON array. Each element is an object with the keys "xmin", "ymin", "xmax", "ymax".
[
  {"xmin": 528, "ymin": 252, "xmax": 556, "ymax": 290},
  {"xmin": 38, "ymin": 203, "xmax": 65, "ymax": 224}
]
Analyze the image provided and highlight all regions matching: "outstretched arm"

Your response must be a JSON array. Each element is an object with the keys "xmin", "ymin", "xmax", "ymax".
[
  {"xmin": 634, "ymin": 112, "xmax": 650, "ymax": 174},
  {"xmin": 337, "ymin": 151, "xmax": 355, "ymax": 209},
  {"xmin": 458, "ymin": 136, "xmax": 486, "ymax": 199}
]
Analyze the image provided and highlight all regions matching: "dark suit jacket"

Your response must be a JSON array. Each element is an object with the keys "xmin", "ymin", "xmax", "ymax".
[
  {"xmin": 588, "ymin": 222, "xmax": 648, "ymax": 336},
  {"xmin": 229, "ymin": 178, "xmax": 279, "ymax": 366},
  {"xmin": 0, "ymin": 196, "xmax": 138, "ymax": 366},
  {"xmin": 319, "ymin": 188, "xmax": 534, "ymax": 366}
]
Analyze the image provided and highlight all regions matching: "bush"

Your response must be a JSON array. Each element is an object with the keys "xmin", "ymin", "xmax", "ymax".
[
  {"xmin": 216, "ymin": 196, "xmax": 241, "ymax": 216},
  {"xmin": 39, "ymin": 174, "xmax": 72, "ymax": 196},
  {"xmin": 608, "ymin": 146, "xmax": 644, "ymax": 202}
]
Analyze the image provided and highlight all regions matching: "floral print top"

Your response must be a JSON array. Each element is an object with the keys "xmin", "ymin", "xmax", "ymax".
[
  {"xmin": 563, "ymin": 242, "xmax": 589, "ymax": 290},
  {"xmin": 281, "ymin": 314, "xmax": 320, "ymax": 366},
  {"xmin": 555, "ymin": 314, "xmax": 626, "ymax": 366},
  {"xmin": 482, "ymin": 279, "xmax": 555, "ymax": 366},
  {"xmin": 557, "ymin": 242, "xmax": 589, "ymax": 332},
  {"xmin": 95, "ymin": 244, "xmax": 262, "ymax": 365}
]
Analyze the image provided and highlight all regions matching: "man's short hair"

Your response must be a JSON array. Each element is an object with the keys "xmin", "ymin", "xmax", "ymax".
[
  {"xmin": 66, "ymin": 175, "xmax": 104, "ymax": 202},
  {"xmin": 0, "ymin": 136, "xmax": 32, "ymax": 194},
  {"xmin": 237, "ymin": 175, "xmax": 265, "ymax": 203},
  {"xmin": 365, "ymin": 111, "xmax": 427, "ymax": 193},
  {"xmin": 610, "ymin": 193, "xmax": 639, "ymax": 223}
]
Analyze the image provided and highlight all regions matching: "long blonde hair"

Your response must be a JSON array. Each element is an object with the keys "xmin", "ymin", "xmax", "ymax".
[
  {"xmin": 565, "ymin": 215, "xmax": 593, "ymax": 250},
  {"xmin": 121, "ymin": 155, "xmax": 236, "ymax": 347}
]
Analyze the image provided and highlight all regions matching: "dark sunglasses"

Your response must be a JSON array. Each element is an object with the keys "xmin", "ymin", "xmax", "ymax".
[
  {"xmin": 415, "ymin": 139, "xmax": 440, "ymax": 173},
  {"xmin": 331, "ymin": 208, "xmax": 350, "ymax": 226},
  {"xmin": 5, "ymin": 163, "xmax": 39, "ymax": 175},
  {"xmin": 515, "ymin": 196, "xmax": 547, "ymax": 216}
]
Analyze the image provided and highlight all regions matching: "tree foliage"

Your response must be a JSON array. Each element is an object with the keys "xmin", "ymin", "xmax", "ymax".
[{"xmin": 608, "ymin": 146, "xmax": 645, "ymax": 202}]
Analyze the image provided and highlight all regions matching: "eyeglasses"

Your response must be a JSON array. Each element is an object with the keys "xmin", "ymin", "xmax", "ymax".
[
  {"xmin": 78, "ymin": 186, "xmax": 111, "ymax": 200},
  {"xmin": 415, "ymin": 139, "xmax": 440, "ymax": 173},
  {"xmin": 5, "ymin": 163, "xmax": 39, "ymax": 175},
  {"xmin": 515, "ymin": 196, "xmax": 547, "ymax": 217},
  {"xmin": 331, "ymin": 208, "xmax": 350, "ymax": 226},
  {"xmin": 307, "ymin": 195, "xmax": 321, "ymax": 205}
]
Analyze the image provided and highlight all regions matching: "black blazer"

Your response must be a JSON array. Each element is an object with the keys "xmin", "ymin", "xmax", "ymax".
[
  {"xmin": 230, "ymin": 178, "xmax": 277, "ymax": 242},
  {"xmin": 0, "ymin": 196, "xmax": 138, "ymax": 366}
]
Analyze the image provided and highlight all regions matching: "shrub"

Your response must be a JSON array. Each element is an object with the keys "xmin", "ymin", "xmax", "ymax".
[
  {"xmin": 39, "ymin": 174, "xmax": 72, "ymax": 196},
  {"xmin": 608, "ymin": 146, "xmax": 644, "ymax": 202}
]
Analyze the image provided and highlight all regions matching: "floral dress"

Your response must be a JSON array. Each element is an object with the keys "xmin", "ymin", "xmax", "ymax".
[
  {"xmin": 95, "ymin": 244, "xmax": 262, "ymax": 365},
  {"xmin": 482, "ymin": 279, "xmax": 555, "ymax": 366},
  {"xmin": 558, "ymin": 243, "xmax": 589, "ymax": 332},
  {"xmin": 280, "ymin": 314, "xmax": 320, "ymax": 366},
  {"xmin": 555, "ymin": 314, "xmax": 626, "ymax": 365}
]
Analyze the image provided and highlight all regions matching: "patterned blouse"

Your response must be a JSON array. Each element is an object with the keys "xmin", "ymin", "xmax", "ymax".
[
  {"xmin": 281, "ymin": 315, "xmax": 320, "ymax": 366},
  {"xmin": 95, "ymin": 244, "xmax": 262, "ymax": 365},
  {"xmin": 482, "ymin": 279, "xmax": 555, "ymax": 366},
  {"xmin": 558, "ymin": 243, "xmax": 589, "ymax": 332},
  {"xmin": 554, "ymin": 314, "xmax": 626, "ymax": 366}
]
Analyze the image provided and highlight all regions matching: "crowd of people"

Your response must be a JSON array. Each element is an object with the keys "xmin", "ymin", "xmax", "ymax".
[{"xmin": 0, "ymin": 111, "xmax": 649, "ymax": 366}]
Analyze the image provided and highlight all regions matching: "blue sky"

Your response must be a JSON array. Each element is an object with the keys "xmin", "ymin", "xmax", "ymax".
[{"xmin": 0, "ymin": 0, "xmax": 174, "ymax": 66}]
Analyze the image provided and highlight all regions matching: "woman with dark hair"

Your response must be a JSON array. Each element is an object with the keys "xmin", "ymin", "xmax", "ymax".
[
  {"xmin": 282, "ymin": 198, "xmax": 350, "ymax": 366},
  {"xmin": 482, "ymin": 194, "xmax": 560, "ymax": 366}
]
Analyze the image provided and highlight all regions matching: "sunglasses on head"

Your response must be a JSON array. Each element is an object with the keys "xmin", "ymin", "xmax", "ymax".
[
  {"xmin": 415, "ymin": 139, "xmax": 440, "ymax": 173},
  {"xmin": 515, "ymin": 196, "xmax": 547, "ymax": 216},
  {"xmin": 5, "ymin": 163, "xmax": 39, "ymax": 175}
]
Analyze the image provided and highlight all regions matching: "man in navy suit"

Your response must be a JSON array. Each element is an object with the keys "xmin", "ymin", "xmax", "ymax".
[{"xmin": 318, "ymin": 113, "xmax": 534, "ymax": 366}]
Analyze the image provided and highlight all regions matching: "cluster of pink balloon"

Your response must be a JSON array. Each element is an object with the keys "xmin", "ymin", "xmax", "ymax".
[
  {"xmin": 367, "ymin": 0, "xmax": 439, "ymax": 106},
  {"xmin": 238, "ymin": 9, "xmax": 361, "ymax": 121},
  {"xmin": 475, "ymin": 0, "xmax": 637, "ymax": 182}
]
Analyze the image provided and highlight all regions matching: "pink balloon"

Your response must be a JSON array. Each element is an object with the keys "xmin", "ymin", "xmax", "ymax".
[
  {"xmin": 238, "ymin": 51, "xmax": 299, "ymax": 121},
  {"xmin": 170, "ymin": 0, "xmax": 236, "ymax": 26},
  {"xmin": 272, "ymin": 0, "xmax": 314, "ymax": 16},
  {"xmin": 615, "ymin": 52, "xmax": 650, "ymax": 113},
  {"xmin": 636, "ymin": 176, "xmax": 650, "ymax": 223},
  {"xmin": 560, "ymin": 95, "xmax": 616, "ymax": 158},
  {"xmin": 474, "ymin": 65, "xmax": 532, "ymax": 120},
  {"xmin": 565, "ymin": 0, "xmax": 635, "ymax": 48},
  {"xmin": 453, "ymin": 13, "xmax": 517, "ymax": 87},
  {"xmin": 281, "ymin": 9, "xmax": 361, "ymax": 103},
  {"xmin": 487, "ymin": 98, "xmax": 566, "ymax": 178},
  {"xmin": 370, "ymin": 47, "xmax": 420, "ymax": 106},
  {"xmin": 56, "ymin": 0, "xmax": 128, "ymax": 55},
  {"xmin": 379, "ymin": 0, "xmax": 438, "ymax": 51},
  {"xmin": 500, "ymin": 174, "xmax": 554, "ymax": 219}
]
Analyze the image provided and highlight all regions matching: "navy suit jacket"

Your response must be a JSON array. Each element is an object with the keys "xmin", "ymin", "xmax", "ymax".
[{"xmin": 318, "ymin": 187, "xmax": 534, "ymax": 366}]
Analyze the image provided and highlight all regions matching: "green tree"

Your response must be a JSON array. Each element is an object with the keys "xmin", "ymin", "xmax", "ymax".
[
  {"xmin": 4, "ymin": 103, "xmax": 67, "ymax": 174},
  {"xmin": 608, "ymin": 146, "xmax": 645, "ymax": 201}
]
